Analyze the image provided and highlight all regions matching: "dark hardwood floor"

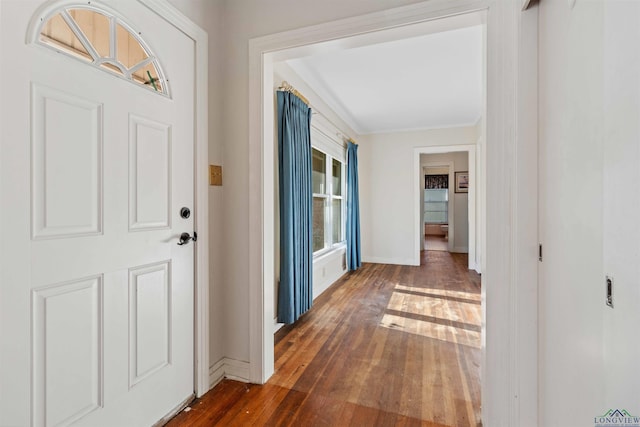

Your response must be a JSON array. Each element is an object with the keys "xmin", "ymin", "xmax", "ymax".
[{"xmin": 167, "ymin": 251, "xmax": 481, "ymax": 426}]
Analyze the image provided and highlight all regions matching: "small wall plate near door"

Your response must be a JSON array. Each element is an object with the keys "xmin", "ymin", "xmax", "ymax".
[
  {"xmin": 606, "ymin": 276, "xmax": 614, "ymax": 308},
  {"xmin": 209, "ymin": 165, "xmax": 222, "ymax": 186}
]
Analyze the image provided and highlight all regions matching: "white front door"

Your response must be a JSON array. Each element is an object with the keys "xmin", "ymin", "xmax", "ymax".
[{"xmin": 1, "ymin": 1, "xmax": 196, "ymax": 426}]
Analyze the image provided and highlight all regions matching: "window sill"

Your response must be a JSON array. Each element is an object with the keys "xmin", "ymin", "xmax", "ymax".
[{"xmin": 313, "ymin": 242, "xmax": 346, "ymax": 261}]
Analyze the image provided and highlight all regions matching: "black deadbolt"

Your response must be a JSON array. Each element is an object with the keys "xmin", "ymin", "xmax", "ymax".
[{"xmin": 180, "ymin": 207, "xmax": 191, "ymax": 219}]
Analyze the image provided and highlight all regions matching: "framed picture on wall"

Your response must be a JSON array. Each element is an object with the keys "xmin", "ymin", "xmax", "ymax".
[{"xmin": 455, "ymin": 171, "xmax": 469, "ymax": 193}]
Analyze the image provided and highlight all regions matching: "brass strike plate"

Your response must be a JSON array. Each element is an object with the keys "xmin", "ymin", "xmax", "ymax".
[{"xmin": 209, "ymin": 165, "xmax": 222, "ymax": 186}]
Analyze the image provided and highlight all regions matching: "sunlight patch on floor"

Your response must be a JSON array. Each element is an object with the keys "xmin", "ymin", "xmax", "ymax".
[
  {"xmin": 395, "ymin": 283, "xmax": 481, "ymax": 303},
  {"xmin": 380, "ymin": 313, "xmax": 481, "ymax": 349},
  {"xmin": 380, "ymin": 283, "xmax": 482, "ymax": 349}
]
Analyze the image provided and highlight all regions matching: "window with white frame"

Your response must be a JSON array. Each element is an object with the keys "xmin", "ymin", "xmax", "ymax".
[
  {"xmin": 312, "ymin": 147, "xmax": 345, "ymax": 254},
  {"xmin": 424, "ymin": 174, "xmax": 449, "ymax": 224},
  {"xmin": 36, "ymin": 5, "xmax": 169, "ymax": 96}
]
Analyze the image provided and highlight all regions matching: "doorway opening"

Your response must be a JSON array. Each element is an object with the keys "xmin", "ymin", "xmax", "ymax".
[
  {"xmin": 254, "ymin": 5, "xmax": 487, "ymax": 425},
  {"xmin": 415, "ymin": 145, "xmax": 481, "ymax": 272},
  {"xmin": 422, "ymin": 161, "xmax": 453, "ymax": 253},
  {"xmin": 249, "ymin": 1, "xmax": 539, "ymax": 424}
]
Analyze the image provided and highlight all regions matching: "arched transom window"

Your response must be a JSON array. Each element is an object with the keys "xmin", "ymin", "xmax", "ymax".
[{"xmin": 36, "ymin": 5, "xmax": 169, "ymax": 96}]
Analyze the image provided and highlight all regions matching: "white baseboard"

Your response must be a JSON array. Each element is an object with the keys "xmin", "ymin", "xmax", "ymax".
[
  {"xmin": 209, "ymin": 358, "xmax": 226, "ymax": 388},
  {"xmin": 362, "ymin": 256, "xmax": 417, "ymax": 266},
  {"xmin": 451, "ymin": 246, "xmax": 469, "ymax": 254},
  {"xmin": 273, "ymin": 318, "xmax": 285, "ymax": 334},
  {"xmin": 313, "ymin": 269, "xmax": 347, "ymax": 299},
  {"xmin": 209, "ymin": 357, "xmax": 251, "ymax": 389},
  {"xmin": 468, "ymin": 260, "xmax": 481, "ymax": 273}
]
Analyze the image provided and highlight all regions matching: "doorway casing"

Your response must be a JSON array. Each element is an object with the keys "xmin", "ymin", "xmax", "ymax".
[
  {"xmin": 415, "ymin": 145, "xmax": 477, "ymax": 270},
  {"xmin": 248, "ymin": 1, "xmax": 539, "ymax": 425}
]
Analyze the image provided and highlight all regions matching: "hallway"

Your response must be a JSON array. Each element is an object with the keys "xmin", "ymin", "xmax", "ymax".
[
  {"xmin": 168, "ymin": 252, "xmax": 481, "ymax": 426},
  {"xmin": 425, "ymin": 235, "xmax": 449, "ymax": 252}
]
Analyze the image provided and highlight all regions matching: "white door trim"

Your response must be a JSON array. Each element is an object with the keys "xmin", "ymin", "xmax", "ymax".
[
  {"xmin": 414, "ymin": 145, "xmax": 477, "ymax": 269},
  {"xmin": 248, "ymin": 1, "xmax": 538, "ymax": 425},
  {"xmin": 137, "ymin": 0, "xmax": 210, "ymax": 398}
]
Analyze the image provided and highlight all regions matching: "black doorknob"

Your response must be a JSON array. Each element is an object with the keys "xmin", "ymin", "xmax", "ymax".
[{"xmin": 177, "ymin": 231, "xmax": 197, "ymax": 245}]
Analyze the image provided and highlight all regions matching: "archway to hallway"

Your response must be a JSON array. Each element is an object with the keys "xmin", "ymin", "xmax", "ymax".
[
  {"xmin": 257, "ymin": 8, "xmax": 486, "ymax": 426},
  {"xmin": 247, "ymin": 2, "xmax": 540, "ymax": 425}
]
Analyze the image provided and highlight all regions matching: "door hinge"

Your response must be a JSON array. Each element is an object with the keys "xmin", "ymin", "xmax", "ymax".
[{"xmin": 538, "ymin": 243, "xmax": 543, "ymax": 262}]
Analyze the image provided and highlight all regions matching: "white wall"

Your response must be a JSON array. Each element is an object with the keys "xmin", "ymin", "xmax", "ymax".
[
  {"xmin": 359, "ymin": 127, "xmax": 476, "ymax": 265},
  {"xmin": 312, "ymin": 249, "xmax": 347, "ymax": 299},
  {"xmin": 165, "ymin": 0, "xmax": 226, "ymax": 375},
  {"xmin": 421, "ymin": 151, "xmax": 469, "ymax": 253},
  {"xmin": 602, "ymin": 1, "xmax": 640, "ymax": 411},
  {"xmin": 538, "ymin": 1, "xmax": 606, "ymax": 425},
  {"xmin": 222, "ymin": 0, "xmax": 428, "ymax": 363}
]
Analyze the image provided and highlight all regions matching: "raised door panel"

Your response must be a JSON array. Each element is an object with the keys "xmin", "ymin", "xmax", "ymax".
[
  {"xmin": 31, "ymin": 85, "xmax": 103, "ymax": 239},
  {"xmin": 32, "ymin": 276, "xmax": 103, "ymax": 427},
  {"xmin": 129, "ymin": 115, "xmax": 171, "ymax": 231},
  {"xmin": 129, "ymin": 261, "xmax": 171, "ymax": 387}
]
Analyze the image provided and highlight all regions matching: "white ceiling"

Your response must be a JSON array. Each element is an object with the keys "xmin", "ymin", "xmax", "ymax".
[{"xmin": 286, "ymin": 25, "xmax": 484, "ymax": 135}]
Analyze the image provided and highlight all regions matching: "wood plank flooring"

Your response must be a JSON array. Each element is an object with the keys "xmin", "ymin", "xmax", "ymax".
[
  {"xmin": 424, "ymin": 235, "xmax": 448, "ymax": 252},
  {"xmin": 167, "ymin": 251, "xmax": 481, "ymax": 427}
]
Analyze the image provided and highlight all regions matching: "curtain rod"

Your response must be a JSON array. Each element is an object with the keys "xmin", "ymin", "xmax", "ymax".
[
  {"xmin": 278, "ymin": 80, "xmax": 357, "ymax": 146},
  {"xmin": 278, "ymin": 81, "xmax": 310, "ymax": 106},
  {"xmin": 312, "ymin": 111, "xmax": 356, "ymax": 146}
]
